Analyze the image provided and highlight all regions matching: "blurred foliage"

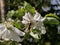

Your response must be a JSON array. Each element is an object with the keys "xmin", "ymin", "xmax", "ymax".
[
  {"xmin": 12, "ymin": 7, "xmax": 25, "ymax": 19},
  {"xmin": 0, "ymin": 40, "xmax": 19, "ymax": 45},
  {"xmin": 43, "ymin": 13, "xmax": 60, "ymax": 45},
  {"xmin": 6, "ymin": 1, "xmax": 35, "ymax": 20},
  {"xmin": 24, "ymin": 1, "xmax": 35, "ymax": 14},
  {"xmin": 44, "ymin": 13, "xmax": 60, "ymax": 26},
  {"xmin": 5, "ymin": 0, "xmax": 50, "ymax": 13},
  {"xmin": 45, "ymin": 13, "xmax": 60, "ymax": 20}
]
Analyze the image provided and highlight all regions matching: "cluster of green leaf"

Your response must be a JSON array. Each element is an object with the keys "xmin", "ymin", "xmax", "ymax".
[
  {"xmin": 6, "ymin": 1, "xmax": 35, "ymax": 20},
  {"xmin": 45, "ymin": 13, "xmax": 59, "ymax": 20},
  {"xmin": 5, "ymin": 0, "xmax": 51, "ymax": 14},
  {"xmin": 43, "ymin": 13, "xmax": 60, "ymax": 45},
  {"xmin": 44, "ymin": 13, "xmax": 60, "ymax": 26},
  {"xmin": 24, "ymin": 1, "xmax": 35, "ymax": 14},
  {"xmin": 12, "ymin": 7, "xmax": 25, "ymax": 19}
]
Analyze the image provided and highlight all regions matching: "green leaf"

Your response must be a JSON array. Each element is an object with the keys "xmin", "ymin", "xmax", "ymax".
[
  {"xmin": 18, "ymin": 7, "xmax": 25, "ymax": 18},
  {"xmin": 13, "ymin": 22, "xmax": 23, "ymax": 30},
  {"xmin": 45, "ymin": 13, "xmax": 59, "ymax": 20},
  {"xmin": 12, "ymin": 7, "xmax": 25, "ymax": 19},
  {"xmin": 44, "ymin": 17, "xmax": 59, "ymax": 25},
  {"xmin": 7, "ymin": 10, "xmax": 15, "ymax": 18},
  {"xmin": 24, "ymin": 1, "xmax": 35, "ymax": 14}
]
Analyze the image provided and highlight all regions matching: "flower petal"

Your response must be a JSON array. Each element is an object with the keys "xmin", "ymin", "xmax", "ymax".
[
  {"xmin": 12, "ymin": 27, "xmax": 25, "ymax": 36},
  {"xmin": 33, "ymin": 11, "xmax": 42, "ymax": 21},
  {"xmin": 23, "ymin": 13, "xmax": 31, "ymax": 21},
  {"xmin": 22, "ymin": 20, "xmax": 29, "ymax": 24},
  {"xmin": 30, "ymin": 31, "xmax": 39, "ymax": 39},
  {"xmin": 2, "ymin": 30, "xmax": 23, "ymax": 42},
  {"xmin": 0, "ymin": 24, "xmax": 7, "ymax": 39}
]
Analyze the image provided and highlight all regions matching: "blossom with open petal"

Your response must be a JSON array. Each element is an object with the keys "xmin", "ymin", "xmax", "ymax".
[
  {"xmin": 2, "ymin": 29, "xmax": 23, "ymax": 42},
  {"xmin": 22, "ymin": 11, "xmax": 46, "ymax": 34},
  {"xmin": 0, "ymin": 23, "xmax": 25, "ymax": 42}
]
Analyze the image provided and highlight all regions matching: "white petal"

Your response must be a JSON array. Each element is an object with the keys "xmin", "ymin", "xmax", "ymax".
[
  {"xmin": 40, "ymin": 17, "xmax": 46, "ymax": 22},
  {"xmin": 23, "ymin": 13, "xmax": 30, "ymax": 21},
  {"xmin": 12, "ymin": 27, "xmax": 25, "ymax": 36},
  {"xmin": 33, "ymin": 11, "xmax": 42, "ymax": 21},
  {"xmin": 22, "ymin": 20, "xmax": 29, "ymax": 24},
  {"xmin": 10, "ymin": 30, "xmax": 23, "ymax": 42},
  {"xmin": 23, "ymin": 12, "xmax": 33, "ymax": 22},
  {"xmin": 33, "ymin": 14, "xmax": 39, "ymax": 20},
  {"xmin": 2, "ymin": 30, "xmax": 23, "ymax": 42},
  {"xmin": 0, "ymin": 24, "xmax": 6, "ymax": 31},
  {"xmin": 0, "ymin": 24, "xmax": 7, "ymax": 39},
  {"xmin": 41, "ymin": 30, "xmax": 46, "ymax": 34},
  {"xmin": 2, "ymin": 30, "xmax": 11, "ymax": 40},
  {"xmin": 33, "ymin": 26, "xmax": 36, "ymax": 29},
  {"xmin": 30, "ymin": 31, "xmax": 39, "ymax": 39},
  {"xmin": 36, "ymin": 15, "xmax": 40, "ymax": 21}
]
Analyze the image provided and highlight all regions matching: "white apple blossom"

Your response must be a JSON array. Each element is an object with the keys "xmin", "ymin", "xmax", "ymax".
[
  {"xmin": 0, "ymin": 22, "xmax": 25, "ymax": 42},
  {"xmin": 22, "ymin": 11, "xmax": 46, "ymax": 35},
  {"xmin": 2, "ymin": 29, "xmax": 23, "ymax": 42},
  {"xmin": 22, "ymin": 12, "xmax": 34, "ymax": 25}
]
